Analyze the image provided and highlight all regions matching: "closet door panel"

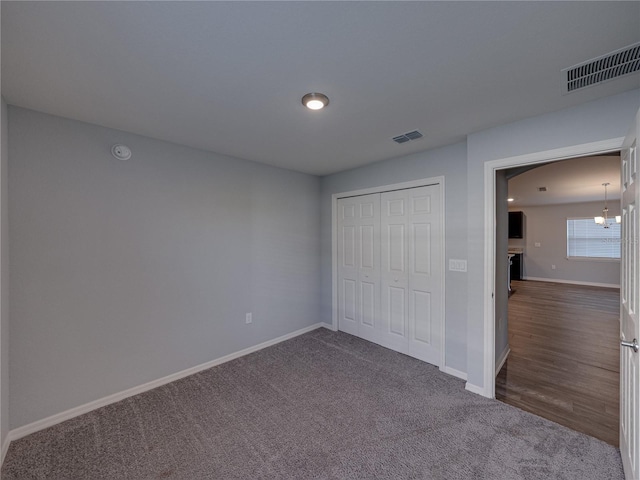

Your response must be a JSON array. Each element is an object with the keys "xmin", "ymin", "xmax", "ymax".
[
  {"xmin": 380, "ymin": 191, "xmax": 409, "ymax": 353},
  {"xmin": 356, "ymin": 195, "xmax": 380, "ymax": 343},
  {"xmin": 337, "ymin": 194, "xmax": 381, "ymax": 342},
  {"xmin": 407, "ymin": 185, "xmax": 442, "ymax": 365},
  {"xmin": 338, "ymin": 198, "xmax": 359, "ymax": 336}
]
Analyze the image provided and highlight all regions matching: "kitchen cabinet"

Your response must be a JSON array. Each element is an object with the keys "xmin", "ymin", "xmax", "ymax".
[
  {"xmin": 509, "ymin": 252, "xmax": 523, "ymax": 281},
  {"xmin": 508, "ymin": 211, "xmax": 524, "ymax": 238}
]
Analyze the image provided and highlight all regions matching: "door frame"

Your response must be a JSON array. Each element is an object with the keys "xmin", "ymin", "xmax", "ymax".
[
  {"xmin": 331, "ymin": 176, "xmax": 446, "ymax": 370},
  {"xmin": 482, "ymin": 138, "xmax": 625, "ymax": 399}
]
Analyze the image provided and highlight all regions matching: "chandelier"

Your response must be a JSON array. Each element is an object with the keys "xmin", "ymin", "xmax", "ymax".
[{"xmin": 594, "ymin": 182, "xmax": 621, "ymax": 228}]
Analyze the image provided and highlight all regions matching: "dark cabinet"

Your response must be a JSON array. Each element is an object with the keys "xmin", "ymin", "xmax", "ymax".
[
  {"xmin": 510, "ymin": 253, "xmax": 523, "ymax": 281},
  {"xmin": 508, "ymin": 211, "xmax": 524, "ymax": 238}
]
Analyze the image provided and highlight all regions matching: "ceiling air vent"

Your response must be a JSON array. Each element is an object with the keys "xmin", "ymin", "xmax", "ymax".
[
  {"xmin": 562, "ymin": 42, "xmax": 640, "ymax": 95},
  {"xmin": 393, "ymin": 130, "xmax": 423, "ymax": 144},
  {"xmin": 538, "ymin": 187, "xmax": 547, "ymax": 192},
  {"xmin": 392, "ymin": 135, "xmax": 411, "ymax": 144}
]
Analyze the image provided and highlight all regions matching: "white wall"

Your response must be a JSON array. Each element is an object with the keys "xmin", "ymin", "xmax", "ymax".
[
  {"xmin": 1, "ymin": 97, "xmax": 9, "ymax": 451},
  {"xmin": 466, "ymin": 89, "xmax": 640, "ymax": 391},
  {"xmin": 320, "ymin": 141, "xmax": 468, "ymax": 375},
  {"xmin": 8, "ymin": 107, "xmax": 321, "ymax": 429},
  {"xmin": 509, "ymin": 202, "xmax": 621, "ymax": 286}
]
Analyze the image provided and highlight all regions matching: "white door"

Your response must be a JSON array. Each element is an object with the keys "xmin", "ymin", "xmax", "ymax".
[
  {"xmin": 620, "ymin": 109, "xmax": 640, "ymax": 480},
  {"xmin": 380, "ymin": 189, "xmax": 411, "ymax": 352},
  {"xmin": 380, "ymin": 185, "xmax": 442, "ymax": 364},
  {"xmin": 337, "ymin": 194, "xmax": 381, "ymax": 344},
  {"xmin": 407, "ymin": 185, "xmax": 442, "ymax": 364},
  {"xmin": 337, "ymin": 184, "xmax": 443, "ymax": 368}
]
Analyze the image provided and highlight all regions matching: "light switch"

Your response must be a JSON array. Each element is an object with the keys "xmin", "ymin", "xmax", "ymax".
[{"xmin": 449, "ymin": 259, "xmax": 467, "ymax": 272}]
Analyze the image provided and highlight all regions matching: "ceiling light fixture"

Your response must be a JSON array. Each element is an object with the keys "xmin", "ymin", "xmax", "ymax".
[
  {"xmin": 302, "ymin": 93, "xmax": 329, "ymax": 110},
  {"xmin": 507, "ymin": 198, "xmax": 514, "ymax": 202},
  {"xmin": 594, "ymin": 182, "xmax": 621, "ymax": 228}
]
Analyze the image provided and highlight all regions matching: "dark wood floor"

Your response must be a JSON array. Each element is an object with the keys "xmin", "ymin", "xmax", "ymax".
[{"xmin": 496, "ymin": 280, "xmax": 620, "ymax": 446}]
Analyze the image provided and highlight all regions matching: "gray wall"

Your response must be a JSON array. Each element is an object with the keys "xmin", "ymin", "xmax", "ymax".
[
  {"xmin": 494, "ymin": 170, "xmax": 509, "ymax": 366},
  {"xmin": 8, "ymin": 107, "xmax": 321, "ymax": 429},
  {"xmin": 5, "ymin": 90, "xmax": 640, "ymax": 432},
  {"xmin": 1, "ymin": 97, "xmax": 9, "ymax": 447},
  {"xmin": 466, "ymin": 89, "xmax": 640, "ymax": 390},
  {"xmin": 320, "ymin": 141, "xmax": 468, "ymax": 374},
  {"xmin": 509, "ymin": 202, "xmax": 621, "ymax": 286}
]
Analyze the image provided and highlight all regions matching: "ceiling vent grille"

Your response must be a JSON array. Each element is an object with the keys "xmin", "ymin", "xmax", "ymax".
[
  {"xmin": 538, "ymin": 186, "xmax": 547, "ymax": 192},
  {"xmin": 393, "ymin": 130, "xmax": 423, "ymax": 144},
  {"xmin": 562, "ymin": 42, "xmax": 640, "ymax": 94}
]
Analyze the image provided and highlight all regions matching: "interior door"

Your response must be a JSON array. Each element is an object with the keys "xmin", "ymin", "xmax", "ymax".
[
  {"xmin": 337, "ymin": 194, "xmax": 381, "ymax": 343},
  {"xmin": 620, "ymin": 108, "xmax": 639, "ymax": 480},
  {"xmin": 380, "ymin": 185, "xmax": 442, "ymax": 363}
]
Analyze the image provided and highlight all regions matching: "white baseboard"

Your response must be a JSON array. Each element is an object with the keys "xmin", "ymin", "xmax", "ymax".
[
  {"xmin": 523, "ymin": 276, "xmax": 620, "ymax": 289},
  {"xmin": 495, "ymin": 346, "xmax": 511, "ymax": 377},
  {"xmin": 465, "ymin": 382, "xmax": 489, "ymax": 397},
  {"xmin": 8, "ymin": 323, "xmax": 325, "ymax": 443},
  {"xmin": 320, "ymin": 322, "xmax": 335, "ymax": 331},
  {"xmin": 441, "ymin": 366, "xmax": 467, "ymax": 381},
  {"xmin": 1, "ymin": 434, "xmax": 9, "ymax": 466}
]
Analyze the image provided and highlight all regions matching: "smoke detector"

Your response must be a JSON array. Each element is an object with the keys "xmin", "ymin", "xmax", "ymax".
[{"xmin": 111, "ymin": 144, "xmax": 132, "ymax": 161}]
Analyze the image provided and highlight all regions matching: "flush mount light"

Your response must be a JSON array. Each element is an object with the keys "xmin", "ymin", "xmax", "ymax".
[
  {"xmin": 302, "ymin": 93, "xmax": 329, "ymax": 110},
  {"xmin": 507, "ymin": 198, "xmax": 514, "ymax": 202}
]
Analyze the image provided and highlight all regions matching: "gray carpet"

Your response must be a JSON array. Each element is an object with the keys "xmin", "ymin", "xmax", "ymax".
[{"xmin": 2, "ymin": 328, "xmax": 624, "ymax": 479}]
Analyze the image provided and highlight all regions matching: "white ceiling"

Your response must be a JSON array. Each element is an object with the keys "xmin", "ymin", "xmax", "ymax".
[
  {"xmin": 2, "ymin": 2, "xmax": 639, "ymax": 176},
  {"xmin": 508, "ymin": 155, "xmax": 621, "ymax": 207}
]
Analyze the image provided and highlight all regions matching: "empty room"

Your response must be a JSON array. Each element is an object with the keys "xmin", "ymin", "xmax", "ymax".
[{"xmin": 1, "ymin": 2, "xmax": 639, "ymax": 479}]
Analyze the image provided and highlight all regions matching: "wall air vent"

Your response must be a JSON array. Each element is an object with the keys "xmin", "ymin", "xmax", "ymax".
[
  {"xmin": 562, "ymin": 42, "xmax": 640, "ymax": 94},
  {"xmin": 393, "ymin": 130, "xmax": 423, "ymax": 144}
]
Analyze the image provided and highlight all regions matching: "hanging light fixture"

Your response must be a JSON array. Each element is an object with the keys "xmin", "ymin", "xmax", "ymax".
[{"xmin": 594, "ymin": 182, "xmax": 621, "ymax": 228}]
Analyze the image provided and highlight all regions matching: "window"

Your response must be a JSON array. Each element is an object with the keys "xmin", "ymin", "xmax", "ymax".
[{"xmin": 567, "ymin": 217, "xmax": 620, "ymax": 259}]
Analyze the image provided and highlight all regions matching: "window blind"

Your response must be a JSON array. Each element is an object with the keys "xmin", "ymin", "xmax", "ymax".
[{"xmin": 567, "ymin": 217, "xmax": 621, "ymax": 259}]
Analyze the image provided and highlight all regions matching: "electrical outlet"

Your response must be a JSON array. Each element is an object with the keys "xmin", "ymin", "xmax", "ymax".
[
  {"xmin": 534, "ymin": 242, "xmax": 541, "ymax": 247},
  {"xmin": 551, "ymin": 264, "xmax": 556, "ymax": 270},
  {"xmin": 245, "ymin": 312, "xmax": 252, "ymax": 324}
]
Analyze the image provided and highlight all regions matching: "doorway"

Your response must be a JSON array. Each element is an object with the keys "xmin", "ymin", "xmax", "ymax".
[
  {"xmin": 491, "ymin": 150, "xmax": 622, "ymax": 445},
  {"xmin": 482, "ymin": 138, "xmax": 625, "ymax": 393}
]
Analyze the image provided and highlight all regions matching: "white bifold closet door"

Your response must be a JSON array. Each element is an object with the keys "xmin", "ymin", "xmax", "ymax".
[
  {"xmin": 337, "ymin": 184, "xmax": 442, "ymax": 367},
  {"xmin": 337, "ymin": 193, "xmax": 382, "ymax": 345}
]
